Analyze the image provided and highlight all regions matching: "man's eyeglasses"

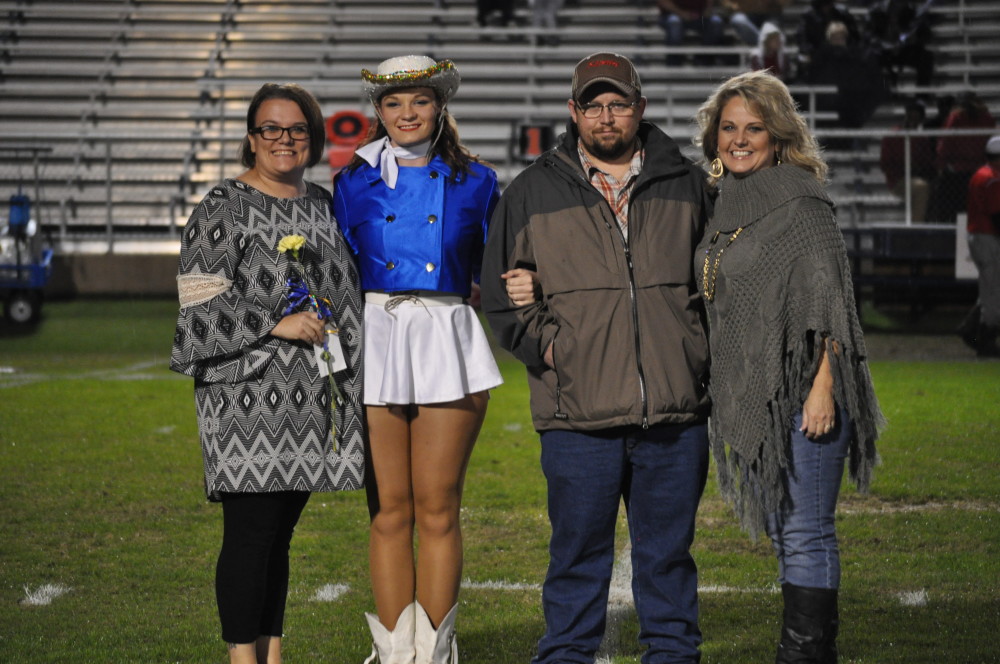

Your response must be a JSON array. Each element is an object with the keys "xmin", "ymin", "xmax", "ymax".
[
  {"xmin": 250, "ymin": 125, "xmax": 310, "ymax": 141},
  {"xmin": 576, "ymin": 101, "xmax": 639, "ymax": 119}
]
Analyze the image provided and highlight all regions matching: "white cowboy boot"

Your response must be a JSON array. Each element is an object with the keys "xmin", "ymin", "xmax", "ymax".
[
  {"xmin": 414, "ymin": 601, "xmax": 458, "ymax": 664},
  {"xmin": 362, "ymin": 602, "xmax": 416, "ymax": 664}
]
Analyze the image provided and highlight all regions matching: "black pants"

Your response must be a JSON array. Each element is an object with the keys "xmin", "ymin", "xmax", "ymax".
[
  {"xmin": 216, "ymin": 491, "xmax": 310, "ymax": 644},
  {"xmin": 927, "ymin": 169, "xmax": 973, "ymax": 223},
  {"xmin": 477, "ymin": 0, "xmax": 513, "ymax": 26}
]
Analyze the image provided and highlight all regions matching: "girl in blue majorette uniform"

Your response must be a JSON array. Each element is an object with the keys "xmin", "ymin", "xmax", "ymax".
[{"xmin": 334, "ymin": 55, "xmax": 520, "ymax": 664}]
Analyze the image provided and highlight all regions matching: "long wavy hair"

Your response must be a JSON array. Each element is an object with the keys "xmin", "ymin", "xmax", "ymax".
[
  {"xmin": 346, "ymin": 87, "xmax": 482, "ymax": 182},
  {"xmin": 694, "ymin": 70, "xmax": 828, "ymax": 187},
  {"xmin": 239, "ymin": 83, "xmax": 326, "ymax": 169}
]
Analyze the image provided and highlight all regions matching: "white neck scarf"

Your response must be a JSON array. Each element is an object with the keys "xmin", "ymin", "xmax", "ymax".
[{"xmin": 355, "ymin": 137, "xmax": 432, "ymax": 189}]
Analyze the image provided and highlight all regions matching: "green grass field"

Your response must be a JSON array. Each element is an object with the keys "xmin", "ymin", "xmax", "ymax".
[{"xmin": 1, "ymin": 298, "xmax": 998, "ymax": 663}]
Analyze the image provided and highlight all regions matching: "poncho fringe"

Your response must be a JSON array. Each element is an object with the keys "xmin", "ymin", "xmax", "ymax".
[{"xmin": 702, "ymin": 165, "xmax": 885, "ymax": 538}]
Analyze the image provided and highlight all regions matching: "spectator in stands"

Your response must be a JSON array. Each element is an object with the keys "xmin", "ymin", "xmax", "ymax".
[
  {"xmin": 334, "ymin": 55, "xmax": 504, "ymax": 664},
  {"xmin": 807, "ymin": 20, "xmax": 887, "ymax": 141},
  {"xmin": 694, "ymin": 70, "xmax": 883, "ymax": 664},
  {"xmin": 749, "ymin": 21, "xmax": 795, "ymax": 82},
  {"xmin": 656, "ymin": 0, "xmax": 725, "ymax": 66},
  {"xmin": 931, "ymin": 91, "xmax": 997, "ymax": 223},
  {"xmin": 724, "ymin": 0, "xmax": 792, "ymax": 46},
  {"xmin": 924, "ymin": 93, "xmax": 955, "ymax": 136},
  {"xmin": 531, "ymin": 0, "xmax": 565, "ymax": 45},
  {"xmin": 923, "ymin": 93, "xmax": 955, "ymax": 155},
  {"xmin": 866, "ymin": 0, "xmax": 935, "ymax": 87},
  {"xmin": 958, "ymin": 135, "xmax": 1000, "ymax": 356},
  {"xmin": 796, "ymin": 0, "xmax": 860, "ymax": 72},
  {"xmin": 880, "ymin": 99, "xmax": 935, "ymax": 222},
  {"xmin": 482, "ymin": 52, "xmax": 713, "ymax": 664},
  {"xmin": 476, "ymin": 0, "xmax": 514, "ymax": 29},
  {"xmin": 921, "ymin": 92, "xmax": 955, "ymax": 179},
  {"xmin": 170, "ymin": 83, "xmax": 366, "ymax": 664}
]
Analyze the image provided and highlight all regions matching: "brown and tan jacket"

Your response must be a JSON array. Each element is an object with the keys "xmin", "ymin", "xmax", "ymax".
[{"xmin": 482, "ymin": 121, "xmax": 712, "ymax": 432}]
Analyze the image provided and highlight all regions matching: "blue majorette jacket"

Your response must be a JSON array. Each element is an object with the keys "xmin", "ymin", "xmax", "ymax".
[{"xmin": 333, "ymin": 155, "xmax": 499, "ymax": 298}]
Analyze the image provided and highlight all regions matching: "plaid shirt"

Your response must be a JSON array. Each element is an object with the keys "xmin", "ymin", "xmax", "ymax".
[{"xmin": 578, "ymin": 139, "xmax": 644, "ymax": 241}]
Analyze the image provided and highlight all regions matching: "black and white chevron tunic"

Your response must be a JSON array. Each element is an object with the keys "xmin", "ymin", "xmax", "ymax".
[{"xmin": 170, "ymin": 179, "xmax": 366, "ymax": 500}]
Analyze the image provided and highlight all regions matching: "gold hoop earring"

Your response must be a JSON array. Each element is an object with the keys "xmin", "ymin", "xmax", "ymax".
[{"xmin": 709, "ymin": 157, "xmax": 725, "ymax": 179}]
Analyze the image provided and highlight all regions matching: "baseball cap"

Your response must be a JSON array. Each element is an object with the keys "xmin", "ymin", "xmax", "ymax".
[
  {"xmin": 987, "ymin": 135, "xmax": 1000, "ymax": 157},
  {"xmin": 572, "ymin": 52, "xmax": 641, "ymax": 102}
]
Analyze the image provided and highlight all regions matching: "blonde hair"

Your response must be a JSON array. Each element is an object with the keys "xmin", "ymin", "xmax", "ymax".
[
  {"xmin": 694, "ymin": 70, "xmax": 828, "ymax": 187},
  {"xmin": 825, "ymin": 20, "xmax": 849, "ymax": 44}
]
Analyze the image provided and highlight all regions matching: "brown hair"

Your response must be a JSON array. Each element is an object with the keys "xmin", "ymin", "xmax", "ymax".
[
  {"xmin": 239, "ymin": 83, "xmax": 326, "ymax": 169},
  {"xmin": 694, "ymin": 70, "xmax": 828, "ymax": 187}
]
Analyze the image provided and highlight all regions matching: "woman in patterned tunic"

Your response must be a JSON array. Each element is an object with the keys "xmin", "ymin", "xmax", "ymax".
[
  {"xmin": 170, "ymin": 83, "xmax": 365, "ymax": 664},
  {"xmin": 333, "ymin": 56, "xmax": 503, "ymax": 663},
  {"xmin": 693, "ymin": 71, "xmax": 883, "ymax": 663}
]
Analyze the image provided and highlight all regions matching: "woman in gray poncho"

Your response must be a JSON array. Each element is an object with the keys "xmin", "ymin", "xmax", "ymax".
[{"xmin": 694, "ymin": 71, "xmax": 884, "ymax": 663}]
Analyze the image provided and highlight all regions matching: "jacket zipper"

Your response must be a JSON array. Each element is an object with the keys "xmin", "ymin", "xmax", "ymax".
[
  {"xmin": 552, "ymin": 150, "xmax": 667, "ymax": 429},
  {"xmin": 605, "ymin": 207, "xmax": 649, "ymax": 429},
  {"xmin": 554, "ymin": 383, "xmax": 568, "ymax": 420},
  {"xmin": 552, "ymin": 330, "xmax": 568, "ymax": 420}
]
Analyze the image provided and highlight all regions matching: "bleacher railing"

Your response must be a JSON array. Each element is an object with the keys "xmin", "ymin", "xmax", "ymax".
[{"xmin": 1, "ymin": 119, "xmax": 997, "ymax": 254}]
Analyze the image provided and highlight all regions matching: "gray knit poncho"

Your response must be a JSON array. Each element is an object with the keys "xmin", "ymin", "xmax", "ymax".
[{"xmin": 695, "ymin": 164, "xmax": 884, "ymax": 537}]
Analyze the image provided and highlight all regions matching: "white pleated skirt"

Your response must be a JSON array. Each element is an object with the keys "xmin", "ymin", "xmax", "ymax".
[{"xmin": 363, "ymin": 292, "xmax": 504, "ymax": 406}]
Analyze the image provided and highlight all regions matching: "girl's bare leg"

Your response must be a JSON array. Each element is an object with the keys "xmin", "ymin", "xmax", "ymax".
[
  {"xmin": 410, "ymin": 392, "xmax": 488, "ymax": 626},
  {"xmin": 366, "ymin": 404, "xmax": 416, "ymax": 628}
]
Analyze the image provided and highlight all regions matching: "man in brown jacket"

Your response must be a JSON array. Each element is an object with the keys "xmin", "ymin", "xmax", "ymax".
[{"xmin": 482, "ymin": 53, "xmax": 712, "ymax": 664}]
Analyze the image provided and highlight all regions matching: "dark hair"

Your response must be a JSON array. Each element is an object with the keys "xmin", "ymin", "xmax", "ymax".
[
  {"xmin": 904, "ymin": 99, "xmax": 927, "ymax": 122},
  {"xmin": 239, "ymin": 83, "xmax": 326, "ymax": 169},
  {"xmin": 956, "ymin": 91, "xmax": 990, "ymax": 122},
  {"xmin": 346, "ymin": 88, "xmax": 480, "ymax": 182},
  {"xmin": 935, "ymin": 94, "xmax": 956, "ymax": 116}
]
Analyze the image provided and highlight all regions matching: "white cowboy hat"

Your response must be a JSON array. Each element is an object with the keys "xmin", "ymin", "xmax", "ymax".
[{"xmin": 361, "ymin": 55, "xmax": 460, "ymax": 105}]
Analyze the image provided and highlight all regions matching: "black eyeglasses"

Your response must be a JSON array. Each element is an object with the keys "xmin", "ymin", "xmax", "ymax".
[
  {"xmin": 249, "ymin": 125, "xmax": 310, "ymax": 141},
  {"xmin": 576, "ymin": 101, "xmax": 639, "ymax": 119}
]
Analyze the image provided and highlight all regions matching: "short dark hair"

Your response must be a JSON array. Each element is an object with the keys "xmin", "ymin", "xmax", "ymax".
[
  {"xmin": 905, "ymin": 99, "xmax": 926, "ymax": 116},
  {"xmin": 239, "ymin": 83, "xmax": 326, "ymax": 169}
]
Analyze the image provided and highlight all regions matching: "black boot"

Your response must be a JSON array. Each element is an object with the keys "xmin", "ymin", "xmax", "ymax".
[
  {"xmin": 957, "ymin": 305, "xmax": 980, "ymax": 351},
  {"xmin": 775, "ymin": 583, "xmax": 839, "ymax": 664},
  {"xmin": 976, "ymin": 324, "xmax": 1000, "ymax": 357}
]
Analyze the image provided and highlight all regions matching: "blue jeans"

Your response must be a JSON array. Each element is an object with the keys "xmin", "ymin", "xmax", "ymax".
[
  {"xmin": 659, "ymin": 13, "xmax": 724, "ymax": 47},
  {"xmin": 533, "ymin": 423, "xmax": 709, "ymax": 664},
  {"xmin": 766, "ymin": 408, "xmax": 851, "ymax": 589},
  {"xmin": 729, "ymin": 12, "xmax": 783, "ymax": 46}
]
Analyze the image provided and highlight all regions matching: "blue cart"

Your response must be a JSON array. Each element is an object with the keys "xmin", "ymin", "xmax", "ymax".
[
  {"xmin": 1, "ymin": 192, "xmax": 53, "ymax": 324},
  {"xmin": 0, "ymin": 246, "xmax": 53, "ymax": 324},
  {"xmin": 1, "ymin": 147, "xmax": 55, "ymax": 324}
]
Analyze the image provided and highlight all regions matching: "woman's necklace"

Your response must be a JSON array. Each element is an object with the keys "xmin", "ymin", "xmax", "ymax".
[{"xmin": 702, "ymin": 226, "xmax": 745, "ymax": 302}]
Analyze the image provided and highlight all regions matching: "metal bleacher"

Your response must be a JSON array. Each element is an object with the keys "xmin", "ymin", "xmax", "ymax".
[{"xmin": 0, "ymin": 0, "xmax": 998, "ymax": 254}]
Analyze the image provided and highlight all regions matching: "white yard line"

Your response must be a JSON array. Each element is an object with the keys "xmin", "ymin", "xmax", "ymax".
[
  {"xmin": 20, "ymin": 583, "xmax": 71, "ymax": 606},
  {"xmin": 463, "ymin": 579, "xmax": 541, "ymax": 591},
  {"xmin": 896, "ymin": 589, "xmax": 929, "ymax": 606},
  {"xmin": 700, "ymin": 584, "xmax": 780, "ymax": 594},
  {"xmin": 838, "ymin": 500, "xmax": 997, "ymax": 514},
  {"xmin": 310, "ymin": 583, "xmax": 350, "ymax": 602},
  {"xmin": 595, "ymin": 543, "xmax": 635, "ymax": 663},
  {"xmin": 0, "ymin": 359, "xmax": 176, "ymax": 389}
]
